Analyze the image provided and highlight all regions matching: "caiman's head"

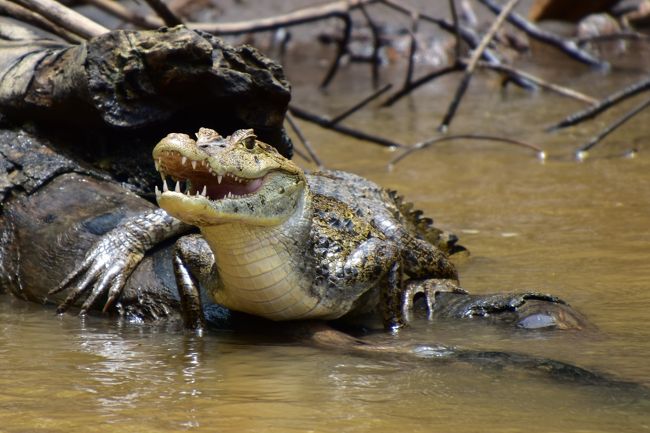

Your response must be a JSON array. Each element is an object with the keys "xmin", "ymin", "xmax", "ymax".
[{"xmin": 153, "ymin": 128, "xmax": 306, "ymax": 226}]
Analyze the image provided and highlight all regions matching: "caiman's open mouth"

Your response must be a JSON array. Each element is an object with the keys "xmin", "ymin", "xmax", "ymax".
[{"xmin": 154, "ymin": 149, "xmax": 264, "ymax": 201}]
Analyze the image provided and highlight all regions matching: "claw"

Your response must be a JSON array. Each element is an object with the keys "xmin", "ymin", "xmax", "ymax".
[
  {"xmin": 402, "ymin": 278, "xmax": 465, "ymax": 321},
  {"xmin": 102, "ymin": 277, "xmax": 125, "ymax": 313}
]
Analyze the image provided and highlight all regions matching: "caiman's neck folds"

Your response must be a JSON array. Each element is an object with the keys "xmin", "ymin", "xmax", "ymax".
[{"xmin": 199, "ymin": 189, "xmax": 331, "ymax": 321}]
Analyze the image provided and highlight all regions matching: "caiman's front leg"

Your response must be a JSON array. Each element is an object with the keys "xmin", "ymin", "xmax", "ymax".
[
  {"xmin": 397, "ymin": 236, "xmax": 466, "ymax": 323},
  {"xmin": 172, "ymin": 234, "xmax": 217, "ymax": 330},
  {"xmin": 322, "ymin": 238, "xmax": 407, "ymax": 330},
  {"xmin": 51, "ymin": 208, "xmax": 191, "ymax": 314}
]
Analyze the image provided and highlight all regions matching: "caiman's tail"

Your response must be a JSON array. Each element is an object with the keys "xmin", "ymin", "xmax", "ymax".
[{"xmin": 299, "ymin": 321, "xmax": 649, "ymax": 397}]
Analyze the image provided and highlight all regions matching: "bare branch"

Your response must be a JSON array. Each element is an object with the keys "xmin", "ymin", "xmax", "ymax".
[
  {"xmin": 438, "ymin": 0, "xmax": 521, "ymax": 132},
  {"xmin": 189, "ymin": 0, "xmax": 375, "ymax": 35},
  {"xmin": 359, "ymin": 3, "xmax": 382, "ymax": 87},
  {"xmin": 320, "ymin": 12, "xmax": 351, "ymax": 88},
  {"xmin": 285, "ymin": 112, "xmax": 324, "ymax": 168},
  {"xmin": 10, "ymin": 0, "xmax": 109, "ymax": 39},
  {"xmin": 330, "ymin": 83, "xmax": 392, "ymax": 124},
  {"xmin": 142, "ymin": 0, "xmax": 182, "ymax": 27},
  {"xmin": 382, "ymin": 64, "xmax": 463, "ymax": 107},
  {"xmin": 83, "ymin": 0, "xmax": 163, "ymax": 29},
  {"xmin": 289, "ymin": 105, "xmax": 404, "ymax": 148},
  {"xmin": 448, "ymin": 0, "xmax": 462, "ymax": 61},
  {"xmin": 476, "ymin": 61, "xmax": 598, "ymax": 105},
  {"xmin": 0, "ymin": 0, "xmax": 84, "ymax": 43},
  {"xmin": 574, "ymin": 31, "xmax": 650, "ymax": 46},
  {"xmin": 549, "ymin": 76, "xmax": 650, "ymax": 131},
  {"xmin": 389, "ymin": 134, "xmax": 545, "ymax": 168},
  {"xmin": 403, "ymin": 11, "xmax": 418, "ymax": 87},
  {"xmin": 379, "ymin": 0, "xmax": 534, "ymax": 90},
  {"xmin": 575, "ymin": 97, "xmax": 650, "ymax": 159},
  {"xmin": 476, "ymin": 0, "xmax": 609, "ymax": 70}
]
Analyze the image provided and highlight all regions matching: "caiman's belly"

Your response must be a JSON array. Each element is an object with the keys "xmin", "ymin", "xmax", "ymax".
[{"xmin": 211, "ymin": 241, "xmax": 337, "ymax": 321}]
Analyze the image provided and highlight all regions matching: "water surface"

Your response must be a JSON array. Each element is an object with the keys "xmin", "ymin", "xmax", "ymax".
[{"xmin": 2, "ymin": 18, "xmax": 650, "ymax": 433}]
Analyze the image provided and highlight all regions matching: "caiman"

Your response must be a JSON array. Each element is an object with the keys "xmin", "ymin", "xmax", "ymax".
[{"xmin": 47, "ymin": 127, "xmax": 586, "ymax": 331}]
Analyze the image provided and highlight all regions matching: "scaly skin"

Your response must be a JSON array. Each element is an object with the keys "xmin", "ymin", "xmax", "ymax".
[{"xmin": 153, "ymin": 128, "xmax": 462, "ymax": 329}]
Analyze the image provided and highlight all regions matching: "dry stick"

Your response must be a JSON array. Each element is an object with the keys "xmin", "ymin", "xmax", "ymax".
[
  {"xmin": 329, "ymin": 83, "xmax": 392, "ymax": 125},
  {"xmin": 403, "ymin": 11, "xmax": 418, "ymax": 87},
  {"xmin": 476, "ymin": 0, "xmax": 608, "ymax": 70},
  {"xmin": 10, "ymin": 0, "xmax": 109, "ymax": 39},
  {"xmin": 574, "ymin": 31, "xmax": 650, "ymax": 46},
  {"xmin": 320, "ymin": 12, "xmax": 351, "ymax": 88},
  {"xmin": 195, "ymin": 0, "xmax": 371, "ymax": 88},
  {"xmin": 476, "ymin": 61, "xmax": 598, "ymax": 105},
  {"xmin": 382, "ymin": 64, "xmax": 463, "ymax": 107},
  {"xmin": 190, "ymin": 0, "xmax": 375, "ymax": 34},
  {"xmin": 575, "ymin": 96, "xmax": 650, "ymax": 158},
  {"xmin": 285, "ymin": 113, "xmax": 323, "ymax": 168},
  {"xmin": 379, "ymin": 0, "xmax": 487, "ymax": 59},
  {"xmin": 142, "ymin": 0, "xmax": 182, "ymax": 26},
  {"xmin": 289, "ymin": 105, "xmax": 403, "ymax": 148},
  {"xmin": 0, "ymin": 0, "xmax": 84, "ymax": 43},
  {"xmin": 84, "ymin": 0, "xmax": 163, "ymax": 29},
  {"xmin": 448, "ymin": 0, "xmax": 463, "ymax": 61},
  {"xmin": 549, "ymin": 76, "xmax": 650, "ymax": 131},
  {"xmin": 388, "ymin": 134, "xmax": 544, "ymax": 167},
  {"xmin": 359, "ymin": 3, "xmax": 382, "ymax": 87},
  {"xmin": 378, "ymin": 0, "xmax": 534, "ymax": 91},
  {"xmin": 438, "ymin": 0, "xmax": 521, "ymax": 133}
]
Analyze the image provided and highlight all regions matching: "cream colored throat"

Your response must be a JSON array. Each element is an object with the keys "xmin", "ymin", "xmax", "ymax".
[{"xmin": 200, "ymin": 221, "xmax": 330, "ymax": 321}]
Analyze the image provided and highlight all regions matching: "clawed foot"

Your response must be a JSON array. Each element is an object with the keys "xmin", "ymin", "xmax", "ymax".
[
  {"xmin": 49, "ymin": 230, "xmax": 145, "ymax": 315},
  {"xmin": 402, "ymin": 278, "xmax": 467, "ymax": 322}
]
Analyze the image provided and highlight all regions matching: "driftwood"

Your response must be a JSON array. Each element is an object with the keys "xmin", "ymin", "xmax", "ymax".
[
  {"xmin": 1, "ymin": 0, "xmax": 648, "ymax": 159},
  {"xmin": 10, "ymin": 0, "xmax": 109, "ymax": 38}
]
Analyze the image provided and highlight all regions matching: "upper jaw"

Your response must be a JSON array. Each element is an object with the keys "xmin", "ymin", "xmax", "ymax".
[{"xmin": 153, "ymin": 137, "xmax": 267, "ymax": 202}]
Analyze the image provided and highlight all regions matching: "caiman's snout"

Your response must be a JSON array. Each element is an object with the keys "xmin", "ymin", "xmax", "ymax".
[{"xmin": 152, "ymin": 128, "xmax": 306, "ymax": 226}]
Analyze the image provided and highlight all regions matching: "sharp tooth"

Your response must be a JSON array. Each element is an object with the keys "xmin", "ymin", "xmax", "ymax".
[
  {"xmin": 163, "ymin": 179, "xmax": 169, "ymax": 192},
  {"xmin": 155, "ymin": 185, "xmax": 161, "ymax": 200},
  {"xmin": 154, "ymin": 159, "xmax": 160, "ymax": 171},
  {"xmin": 181, "ymin": 156, "xmax": 187, "ymax": 166},
  {"xmin": 196, "ymin": 190, "xmax": 200, "ymax": 197},
  {"xmin": 191, "ymin": 160, "xmax": 197, "ymax": 170},
  {"xmin": 175, "ymin": 181, "xmax": 181, "ymax": 192},
  {"xmin": 217, "ymin": 175, "xmax": 222, "ymax": 184},
  {"xmin": 201, "ymin": 185, "xmax": 207, "ymax": 196},
  {"xmin": 227, "ymin": 191, "xmax": 232, "ymax": 199},
  {"xmin": 160, "ymin": 172, "xmax": 166, "ymax": 182}
]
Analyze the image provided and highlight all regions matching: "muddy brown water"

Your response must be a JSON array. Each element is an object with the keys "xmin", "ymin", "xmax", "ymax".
[{"xmin": 2, "ymin": 19, "xmax": 650, "ymax": 433}]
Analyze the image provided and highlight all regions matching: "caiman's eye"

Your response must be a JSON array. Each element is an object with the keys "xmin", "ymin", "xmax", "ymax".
[{"xmin": 243, "ymin": 135, "xmax": 256, "ymax": 150}]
